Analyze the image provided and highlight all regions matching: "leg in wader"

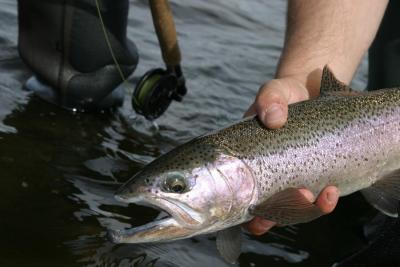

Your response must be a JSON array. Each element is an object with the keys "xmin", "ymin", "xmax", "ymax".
[
  {"xmin": 368, "ymin": 0, "xmax": 400, "ymax": 90},
  {"xmin": 17, "ymin": 0, "xmax": 186, "ymax": 118},
  {"xmin": 17, "ymin": 0, "xmax": 139, "ymax": 111},
  {"xmin": 334, "ymin": 1, "xmax": 400, "ymax": 266}
]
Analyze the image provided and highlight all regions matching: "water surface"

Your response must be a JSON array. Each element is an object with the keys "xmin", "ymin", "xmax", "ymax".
[{"xmin": 0, "ymin": 1, "xmax": 372, "ymax": 266}]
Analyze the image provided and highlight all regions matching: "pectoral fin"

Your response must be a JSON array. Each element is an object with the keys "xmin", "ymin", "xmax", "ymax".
[
  {"xmin": 249, "ymin": 188, "xmax": 324, "ymax": 225},
  {"xmin": 362, "ymin": 169, "xmax": 400, "ymax": 217},
  {"xmin": 216, "ymin": 226, "xmax": 242, "ymax": 264}
]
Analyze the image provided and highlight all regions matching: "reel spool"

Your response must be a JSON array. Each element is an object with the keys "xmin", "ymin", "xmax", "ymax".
[{"xmin": 132, "ymin": 67, "xmax": 186, "ymax": 120}]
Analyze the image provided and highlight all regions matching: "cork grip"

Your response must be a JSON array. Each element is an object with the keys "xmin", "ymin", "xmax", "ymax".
[{"xmin": 149, "ymin": 0, "xmax": 181, "ymax": 67}]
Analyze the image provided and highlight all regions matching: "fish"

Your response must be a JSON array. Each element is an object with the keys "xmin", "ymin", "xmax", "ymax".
[{"xmin": 108, "ymin": 66, "xmax": 400, "ymax": 263}]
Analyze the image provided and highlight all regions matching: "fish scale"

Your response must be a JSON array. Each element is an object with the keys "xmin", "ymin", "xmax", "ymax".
[
  {"xmin": 202, "ymin": 89, "xmax": 400, "ymax": 201},
  {"xmin": 110, "ymin": 67, "xmax": 400, "ymax": 263}
]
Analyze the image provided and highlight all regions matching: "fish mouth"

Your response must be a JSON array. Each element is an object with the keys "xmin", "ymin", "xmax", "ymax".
[{"xmin": 108, "ymin": 195, "xmax": 204, "ymax": 244}]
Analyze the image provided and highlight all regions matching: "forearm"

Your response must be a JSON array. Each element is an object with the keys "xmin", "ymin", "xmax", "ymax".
[{"xmin": 277, "ymin": 0, "xmax": 388, "ymax": 97}]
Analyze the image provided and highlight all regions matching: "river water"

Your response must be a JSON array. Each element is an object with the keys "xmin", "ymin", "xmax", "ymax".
[{"xmin": 0, "ymin": 1, "xmax": 373, "ymax": 266}]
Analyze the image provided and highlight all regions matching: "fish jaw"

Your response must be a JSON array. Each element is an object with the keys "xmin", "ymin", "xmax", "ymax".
[
  {"xmin": 116, "ymin": 194, "xmax": 205, "ymax": 228},
  {"xmin": 108, "ymin": 194, "xmax": 206, "ymax": 243},
  {"xmin": 108, "ymin": 217, "xmax": 198, "ymax": 243}
]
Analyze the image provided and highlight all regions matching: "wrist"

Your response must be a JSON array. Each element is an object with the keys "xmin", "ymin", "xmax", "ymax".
[
  {"xmin": 275, "ymin": 54, "xmax": 357, "ymax": 99},
  {"xmin": 275, "ymin": 68, "xmax": 323, "ymax": 99}
]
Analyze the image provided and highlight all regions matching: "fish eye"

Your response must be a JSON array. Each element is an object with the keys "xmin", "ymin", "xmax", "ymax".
[{"xmin": 163, "ymin": 173, "xmax": 187, "ymax": 194}]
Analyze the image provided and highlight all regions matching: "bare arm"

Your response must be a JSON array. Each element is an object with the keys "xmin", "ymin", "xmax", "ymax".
[
  {"xmin": 244, "ymin": 0, "xmax": 388, "ymax": 235},
  {"xmin": 246, "ymin": 0, "xmax": 389, "ymax": 127},
  {"xmin": 277, "ymin": 0, "xmax": 388, "ymax": 96}
]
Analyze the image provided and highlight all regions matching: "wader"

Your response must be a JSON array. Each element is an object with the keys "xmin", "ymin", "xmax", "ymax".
[
  {"xmin": 368, "ymin": 0, "xmax": 400, "ymax": 90},
  {"xmin": 17, "ymin": 0, "xmax": 139, "ymax": 111}
]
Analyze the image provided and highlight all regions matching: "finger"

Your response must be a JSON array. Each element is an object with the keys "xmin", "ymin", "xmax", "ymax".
[
  {"xmin": 315, "ymin": 186, "xmax": 339, "ymax": 214},
  {"xmin": 255, "ymin": 79, "xmax": 290, "ymax": 129},
  {"xmin": 297, "ymin": 188, "xmax": 316, "ymax": 202},
  {"xmin": 243, "ymin": 216, "xmax": 276, "ymax": 236}
]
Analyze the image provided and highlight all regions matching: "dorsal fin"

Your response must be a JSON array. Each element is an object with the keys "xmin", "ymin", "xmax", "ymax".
[{"xmin": 320, "ymin": 65, "xmax": 353, "ymax": 95}]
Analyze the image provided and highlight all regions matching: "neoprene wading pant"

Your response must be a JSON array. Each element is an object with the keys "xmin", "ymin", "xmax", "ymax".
[
  {"xmin": 17, "ymin": 0, "xmax": 139, "ymax": 110},
  {"xmin": 368, "ymin": 0, "xmax": 400, "ymax": 90}
]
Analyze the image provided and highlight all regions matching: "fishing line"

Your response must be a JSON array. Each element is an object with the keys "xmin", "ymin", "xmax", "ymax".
[
  {"xmin": 94, "ymin": 0, "xmax": 186, "ymax": 121},
  {"xmin": 94, "ymin": 0, "xmax": 127, "ymax": 84}
]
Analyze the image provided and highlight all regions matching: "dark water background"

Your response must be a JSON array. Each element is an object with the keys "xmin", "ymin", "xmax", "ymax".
[{"xmin": 0, "ymin": 0, "xmax": 374, "ymax": 266}]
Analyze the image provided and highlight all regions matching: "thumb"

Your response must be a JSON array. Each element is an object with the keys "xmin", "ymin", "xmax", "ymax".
[
  {"xmin": 255, "ymin": 79, "xmax": 290, "ymax": 129},
  {"xmin": 254, "ymin": 78, "xmax": 310, "ymax": 129}
]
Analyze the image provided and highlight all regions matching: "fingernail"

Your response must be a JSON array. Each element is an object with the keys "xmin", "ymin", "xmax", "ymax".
[
  {"xmin": 257, "ymin": 219, "xmax": 275, "ymax": 233},
  {"xmin": 264, "ymin": 104, "xmax": 283, "ymax": 124},
  {"xmin": 253, "ymin": 224, "xmax": 274, "ymax": 236},
  {"xmin": 327, "ymin": 188, "xmax": 338, "ymax": 203}
]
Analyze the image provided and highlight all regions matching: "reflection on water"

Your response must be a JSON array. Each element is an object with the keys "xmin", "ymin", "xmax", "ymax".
[{"xmin": 0, "ymin": 0, "xmax": 372, "ymax": 266}]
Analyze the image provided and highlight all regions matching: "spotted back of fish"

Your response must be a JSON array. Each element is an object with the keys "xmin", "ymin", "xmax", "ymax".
[{"xmin": 201, "ymin": 73, "xmax": 400, "ymax": 201}]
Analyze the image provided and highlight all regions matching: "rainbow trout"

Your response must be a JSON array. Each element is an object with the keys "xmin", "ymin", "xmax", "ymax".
[{"xmin": 109, "ymin": 67, "xmax": 400, "ymax": 262}]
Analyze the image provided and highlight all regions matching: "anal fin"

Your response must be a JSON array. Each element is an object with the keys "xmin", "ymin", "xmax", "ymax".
[
  {"xmin": 249, "ymin": 188, "xmax": 324, "ymax": 225},
  {"xmin": 362, "ymin": 169, "xmax": 400, "ymax": 217}
]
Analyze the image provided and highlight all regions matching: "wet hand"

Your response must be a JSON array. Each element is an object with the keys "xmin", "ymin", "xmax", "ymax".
[
  {"xmin": 243, "ymin": 77, "xmax": 340, "ymax": 235},
  {"xmin": 244, "ymin": 77, "xmax": 311, "ymax": 128}
]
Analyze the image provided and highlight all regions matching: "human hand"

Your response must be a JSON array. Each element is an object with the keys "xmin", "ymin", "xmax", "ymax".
[
  {"xmin": 244, "ymin": 77, "xmax": 311, "ymax": 128},
  {"xmin": 243, "ymin": 76, "xmax": 340, "ymax": 235}
]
